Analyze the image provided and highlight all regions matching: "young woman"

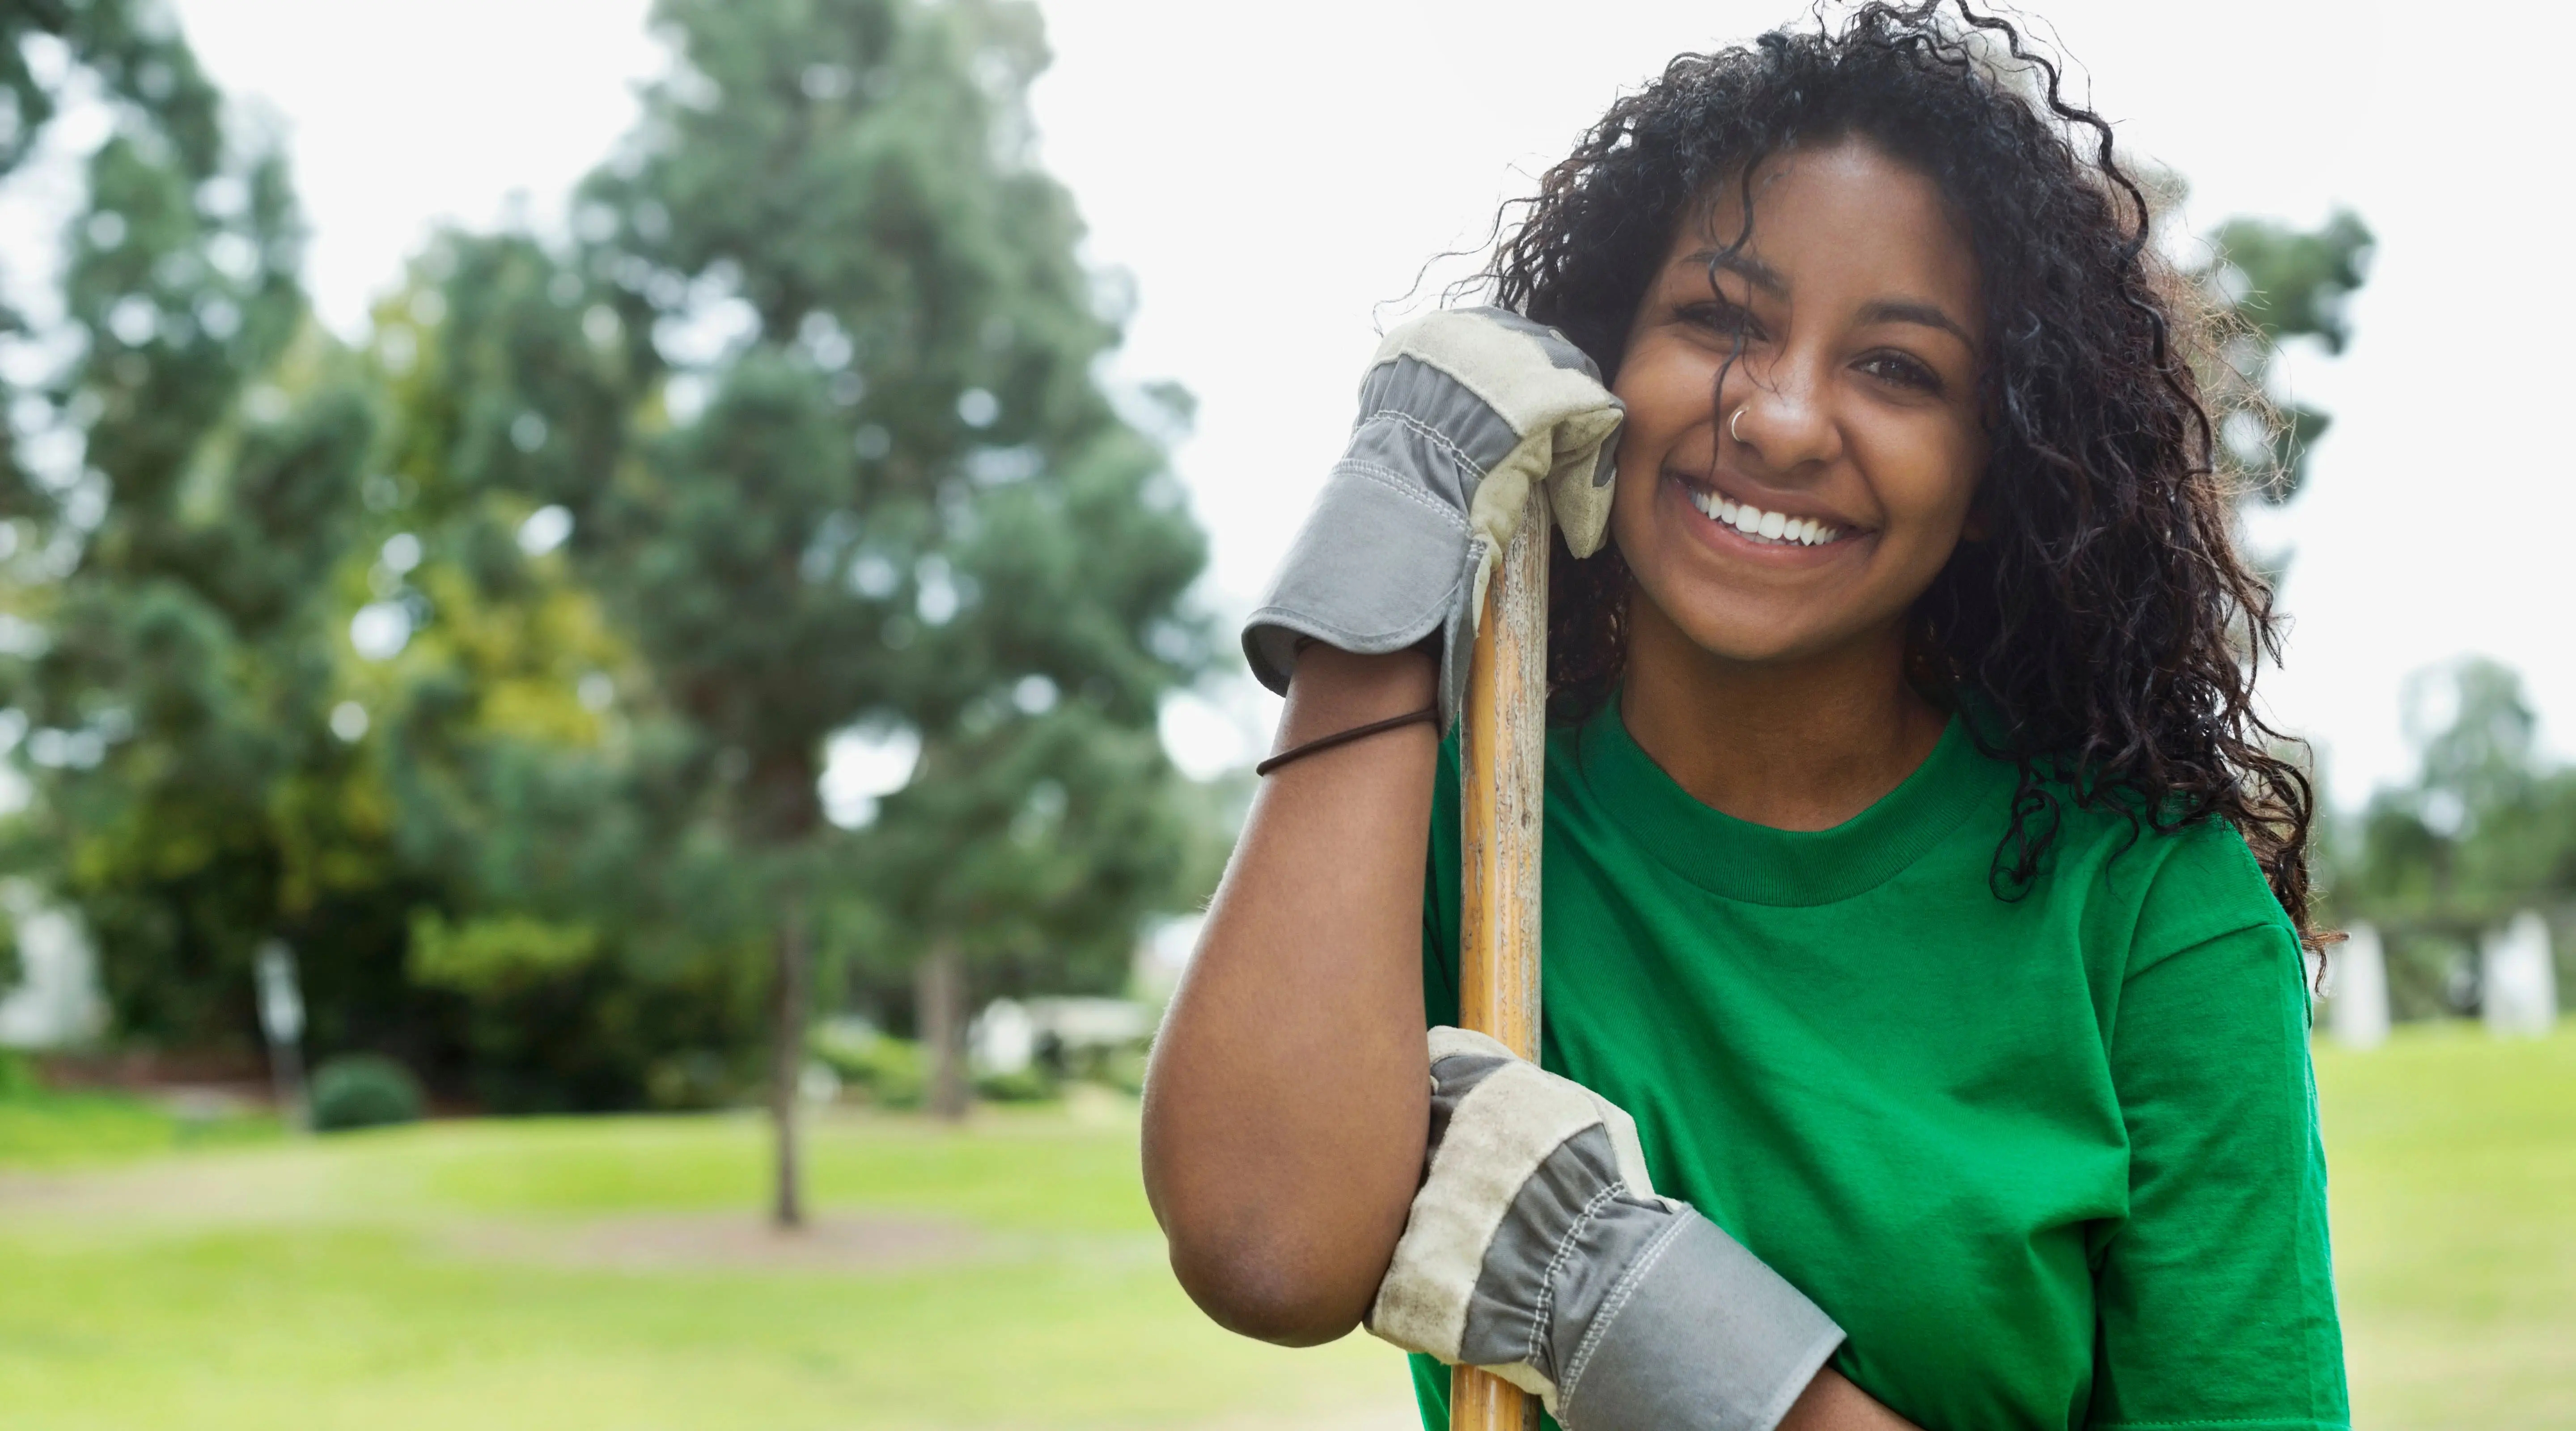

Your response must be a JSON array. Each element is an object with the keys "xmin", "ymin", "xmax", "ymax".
[{"xmin": 1143, "ymin": 5, "xmax": 2348, "ymax": 1429}]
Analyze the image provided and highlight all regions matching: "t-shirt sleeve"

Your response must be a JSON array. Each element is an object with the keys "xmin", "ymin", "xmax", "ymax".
[
  {"xmin": 1420, "ymin": 731, "xmax": 1463, "ymax": 1031},
  {"xmin": 2089, "ymin": 836, "xmax": 2349, "ymax": 1430}
]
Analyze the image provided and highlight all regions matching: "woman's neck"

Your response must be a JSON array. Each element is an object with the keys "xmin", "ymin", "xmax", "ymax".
[{"xmin": 1618, "ymin": 591, "xmax": 1947, "ymax": 833}]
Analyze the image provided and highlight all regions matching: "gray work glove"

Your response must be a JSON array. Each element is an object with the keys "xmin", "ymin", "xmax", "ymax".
[
  {"xmin": 1242, "ymin": 307, "xmax": 1624, "ymax": 728},
  {"xmin": 1369, "ymin": 1028, "xmax": 1846, "ymax": 1431}
]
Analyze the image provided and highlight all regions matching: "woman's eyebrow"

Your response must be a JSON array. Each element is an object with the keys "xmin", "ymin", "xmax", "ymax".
[
  {"xmin": 1682, "ymin": 248, "xmax": 1787, "ymax": 296},
  {"xmin": 1680, "ymin": 250, "xmax": 1976, "ymax": 352},
  {"xmin": 1858, "ymin": 297, "xmax": 1976, "ymax": 351}
]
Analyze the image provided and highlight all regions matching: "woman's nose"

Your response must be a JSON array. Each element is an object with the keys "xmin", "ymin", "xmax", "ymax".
[{"xmin": 1725, "ymin": 360, "xmax": 1841, "ymax": 475}]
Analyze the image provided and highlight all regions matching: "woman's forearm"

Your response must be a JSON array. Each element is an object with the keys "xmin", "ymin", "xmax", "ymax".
[
  {"xmin": 1780, "ymin": 1369, "xmax": 1922, "ymax": 1431},
  {"xmin": 1140, "ymin": 645, "xmax": 1441, "ymax": 1346}
]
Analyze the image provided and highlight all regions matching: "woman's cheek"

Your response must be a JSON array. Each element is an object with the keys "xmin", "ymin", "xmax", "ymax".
[
  {"xmin": 1605, "ymin": 457, "xmax": 1661, "ymax": 562},
  {"xmin": 1863, "ymin": 411, "xmax": 1974, "ymax": 516}
]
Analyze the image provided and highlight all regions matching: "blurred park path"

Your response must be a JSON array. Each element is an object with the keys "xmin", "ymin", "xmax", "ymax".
[{"xmin": 2, "ymin": 1027, "xmax": 2569, "ymax": 1429}]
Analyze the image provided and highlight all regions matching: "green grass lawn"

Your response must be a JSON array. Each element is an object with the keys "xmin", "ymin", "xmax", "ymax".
[
  {"xmin": 2312, "ymin": 1026, "xmax": 2576, "ymax": 1428},
  {"xmin": 0, "ymin": 1088, "xmax": 280, "ymax": 1168},
  {"xmin": 0, "ymin": 1092, "xmax": 1408, "ymax": 1431},
  {"xmin": 0, "ymin": 1027, "xmax": 2568, "ymax": 1430}
]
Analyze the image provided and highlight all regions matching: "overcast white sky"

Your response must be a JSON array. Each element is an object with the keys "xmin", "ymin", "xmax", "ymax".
[{"xmin": 157, "ymin": 0, "xmax": 2572, "ymax": 807}]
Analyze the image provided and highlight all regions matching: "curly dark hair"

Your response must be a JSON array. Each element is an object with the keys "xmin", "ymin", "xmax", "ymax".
[{"xmin": 1484, "ymin": 0, "xmax": 2318, "ymax": 940}]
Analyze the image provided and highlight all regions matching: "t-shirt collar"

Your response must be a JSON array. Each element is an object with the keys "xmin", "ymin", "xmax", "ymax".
[{"xmin": 1573, "ymin": 692, "xmax": 1998, "ymax": 906}]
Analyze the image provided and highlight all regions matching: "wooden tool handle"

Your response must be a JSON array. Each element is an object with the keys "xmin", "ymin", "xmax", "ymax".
[{"xmin": 1451, "ymin": 503, "xmax": 1551, "ymax": 1431}]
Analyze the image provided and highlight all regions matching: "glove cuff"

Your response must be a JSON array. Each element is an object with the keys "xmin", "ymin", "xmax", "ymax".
[
  {"xmin": 1553, "ymin": 1211, "xmax": 1846, "ymax": 1431},
  {"xmin": 1242, "ymin": 432, "xmax": 1482, "ymax": 723}
]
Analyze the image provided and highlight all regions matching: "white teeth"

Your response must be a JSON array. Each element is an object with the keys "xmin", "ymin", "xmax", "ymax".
[{"xmin": 1685, "ymin": 483, "xmax": 1844, "ymax": 547}]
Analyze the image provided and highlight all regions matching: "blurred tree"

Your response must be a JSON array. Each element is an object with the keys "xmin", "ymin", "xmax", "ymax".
[
  {"xmin": 2158, "ymin": 188, "xmax": 2375, "ymax": 886},
  {"xmin": 0, "ymin": 3, "xmax": 407, "ymax": 1058},
  {"xmin": 350, "ymin": 247, "xmax": 772, "ymax": 1112},
  {"xmin": 2333, "ymin": 658, "xmax": 2576, "ymax": 1016},
  {"xmin": 2188, "ymin": 208, "xmax": 2374, "ymax": 505},
  {"xmin": 402, "ymin": 0, "xmax": 1212, "ymax": 1218}
]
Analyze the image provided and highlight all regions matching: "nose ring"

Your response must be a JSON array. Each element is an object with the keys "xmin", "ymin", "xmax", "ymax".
[{"xmin": 1730, "ymin": 405, "xmax": 1749, "ymax": 444}]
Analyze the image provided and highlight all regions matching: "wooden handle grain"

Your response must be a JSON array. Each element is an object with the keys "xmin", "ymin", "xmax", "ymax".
[{"xmin": 1451, "ymin": 503, "xmax": 1551, "ymax": 1431}]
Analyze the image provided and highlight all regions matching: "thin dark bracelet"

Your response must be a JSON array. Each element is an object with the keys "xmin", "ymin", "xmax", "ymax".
[{"xmin": 1255, "ymin": 705, "xmax": 1439, "ymax": 777}]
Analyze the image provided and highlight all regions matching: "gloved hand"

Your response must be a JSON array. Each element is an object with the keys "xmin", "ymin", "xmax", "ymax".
[
  {"xmin": 1369, "ymin": 1028, "xmax": 1846, "ymax": 1431},
  {"xmin": 1241, "ymin": 307, "xmax": 1624, "ymax": 728}
]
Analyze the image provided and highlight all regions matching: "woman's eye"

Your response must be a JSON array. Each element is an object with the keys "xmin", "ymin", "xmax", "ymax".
[
  {"xmin": 1678, "ymin": 298, "xmax": 1763, "ymax": 342},
  {"xmin": 1859, "ymin": 351, "xmax": 1942, "ymax": 394}
]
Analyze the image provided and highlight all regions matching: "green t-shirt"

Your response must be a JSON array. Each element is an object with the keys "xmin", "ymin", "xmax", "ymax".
[{"xmin": 1409, "ymin": 700, "xmax": 2347, "ymax": 1431}]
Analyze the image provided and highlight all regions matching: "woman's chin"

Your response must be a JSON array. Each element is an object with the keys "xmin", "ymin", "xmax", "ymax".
[
  {"xmin": 1646, "ymin": 605, "xmax": 1826, "ymax": 669},
  {"xmin": 1630, "ymin": 583, "xmax": 1895, "ymax": 673},
  {"xmin": 1680, "ymin": 628, "xmax": 1826, "ymax": 668}
]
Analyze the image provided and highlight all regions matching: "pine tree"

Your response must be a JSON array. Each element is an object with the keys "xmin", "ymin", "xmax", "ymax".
[
  {"xmin": 409, "ymin": 0, "xmax": 1210, "ymax": 1215},
  {"xmin": 353, "ymin": 241, "xmax": 771, "ymax": 1112},
  {"xmin": 0, "ymin": 2, "xmax": 392, "ymax": 1055}
]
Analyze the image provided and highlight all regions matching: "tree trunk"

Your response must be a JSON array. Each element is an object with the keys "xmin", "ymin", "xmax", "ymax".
[
  {"xmin": 915, "ymin": 938, "xmax": 969, "ymax": 1122},
  {"xmin": 769, "ymin": 902, "xmax": 809, "ymax": 1229}
]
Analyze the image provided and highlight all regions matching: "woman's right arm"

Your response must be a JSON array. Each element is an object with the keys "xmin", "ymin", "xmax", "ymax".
[
  {"xmin": 1140, "ymin": 643, "xmax": 1441, "ymax": 1346},
  {"xmin": 1143, "ymin": 307, "xmax": 1621, "ymax": 1348}
]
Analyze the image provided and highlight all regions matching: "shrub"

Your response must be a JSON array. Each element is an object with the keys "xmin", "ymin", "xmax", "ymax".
[
  {"xmin": 1100, "ymin": 1044, "xmax": 1149, "ymax": 1098},
  {"xmin": 644, "ymin": 1050, "xmax": 736, "ymax": 1111},
  {"xmin": 807, "ymin": 1017, "xmax": 881, "ymax": 1082},
  {"xmin": 856, "ymin": 1038, "xmax": 926, "ymax": 1110},
  {"xmin": 974, "ymin": 1065, "xmax": 1057, "ymax": 1103},
  {"xmin": 309, "ymin": 1054, "xmax": 425, "ymax": 1132},
  {"xmin": 810, "ymin": 1021, "xmax": 927, "ymax": 1109}
]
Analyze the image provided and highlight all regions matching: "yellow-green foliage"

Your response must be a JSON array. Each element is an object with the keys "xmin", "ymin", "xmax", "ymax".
[{"xmin": 408, "ymin": 910, "xmax": 601, "ymax": 994}]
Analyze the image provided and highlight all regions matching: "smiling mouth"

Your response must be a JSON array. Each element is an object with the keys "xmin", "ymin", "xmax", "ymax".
[{"xmin": 1671, "ymin": 475, "xmax": 1855, "ymax": 549}]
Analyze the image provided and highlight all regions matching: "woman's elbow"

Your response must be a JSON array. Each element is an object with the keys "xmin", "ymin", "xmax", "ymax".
[
  {"xmin": 1138, "ymin": 1071, "xmax": 1419, "ymax": 1346},
  {"xmin": 1163, "ymin": 1223, "xmax": 1379, "ymax": 1346}
]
